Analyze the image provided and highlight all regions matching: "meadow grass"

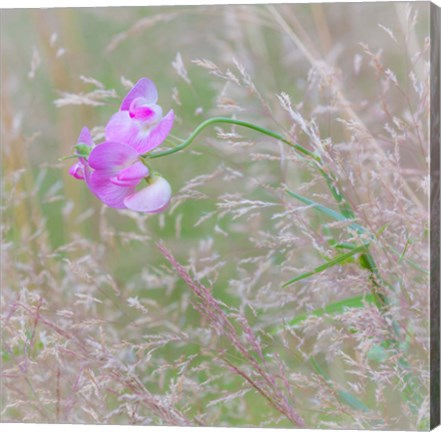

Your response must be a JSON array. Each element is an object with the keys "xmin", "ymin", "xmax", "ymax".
[{"xmin": 1, "ymin": 3, "xmax": 432, "ymax": 429}]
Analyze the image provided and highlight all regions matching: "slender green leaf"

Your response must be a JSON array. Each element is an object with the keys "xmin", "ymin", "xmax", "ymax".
[
  {"xmin": 337, "ymin": 389, "xmax": 370, "ymax": 412},
  {"xmin": 283, "ymin": 293, "xmax": 377, "ymax": 328},
  {"xmin": 398, "ymin": 236, "xmax": 412, "ymax": 263},
  {"xmin": 282, "ymin": 244, "xmax": 369, "ymax": 287},
  {"xmin": 375, "ymin": 223, "xmax": 389, "ymax": 238},
  {"xmin": 310, "ymin": 357, "xmax": 369, "ymax": 412},
  {"xmin": 285, "ymin": 189, "xmax": 367, "ymax": 234},
  {"xmin": 386, "ymin": 245, "xmax": 429, "ymax": 274},
  {"xmin": 334, "ymin": 242, "xmax": 357, "ymax": 250},
  {"xmin": 367, "ymin": 344, "xmax": 389, "ymax": 362}
]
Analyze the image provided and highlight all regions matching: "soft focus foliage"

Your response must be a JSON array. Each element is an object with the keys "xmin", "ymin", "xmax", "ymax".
[{"xmin": 1, "ymin": 3, "xmax": 431, "ymax": 429}]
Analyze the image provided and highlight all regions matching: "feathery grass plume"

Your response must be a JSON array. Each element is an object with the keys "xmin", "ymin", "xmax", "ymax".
[{"xmin": 156, "ymin": 242, "xmax": 305, "ymax": 427}]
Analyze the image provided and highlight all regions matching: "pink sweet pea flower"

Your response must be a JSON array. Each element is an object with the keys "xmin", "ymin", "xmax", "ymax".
[
  {"xmin": 69, "ymin": 128, "xmax": 172, "ymax": 212},
  {"xmin": 68, "ymin": 128, "xmax": 136, "ymax": 209},
  {"xmin": 87, "ymin": 141, "xmax": 148, "ymax": 209},
  {"xmin": 105, "ymin": 78, "xmax": 174, "ymax": 155}
]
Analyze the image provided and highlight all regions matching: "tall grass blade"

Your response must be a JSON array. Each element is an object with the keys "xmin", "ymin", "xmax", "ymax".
[
  {"xmin": 282, "ymin": 244, "xmax": 369, "ymax": 287},
  {"xmin": 283, "ymin": 293, "xmax": 377, "ymax": 328},
  {"xmin": 285, "ymin": 189, "xmax": 367, "ymax": 234}
]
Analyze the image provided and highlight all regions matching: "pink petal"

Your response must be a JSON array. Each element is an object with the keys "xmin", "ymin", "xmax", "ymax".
[
  {"xmin": 130, "ymin": 106, "xmax": 156, "ymax": 121},
  {"xmin": 69, "ymin": 161, "xmax": 85, "ymax": 180},
  {"xmin": 128, "ymin": 97, "xmax": 149, "ymax": 115},
  {"xmin": 77, "ymin": 126, "xmax": 94, "ymax": 147},
  {"xmin": 105, "ymin": 110, "xmax": 174, "ymax": 155},
  {"xmin": 124, "ymin": 176, "xmax": 172, "ymax": 213},
  {"xmin": 87, "ymin": 171, "xmax": 135, "ymax": 209},
  {"xmin": 135, "ymin": 110, "xmax": 175, "ymax": 155},
  {"xmin": 129, "ymin": 99, "xmax": 163, "ymax": 122},
  {"xmin": 110, "ymin": 161, "xmax": 149, "ymax": 187},
  {"xmin": 88, "ymin": 141, "xmax": 139, "ymax": 177},
  {"xmin": 120, "ymin": 78, "xmax": 158, "ymax": 111},
  {"xmin": 105, "ymin": 111, "xmax": 142, "ymax": 150}
]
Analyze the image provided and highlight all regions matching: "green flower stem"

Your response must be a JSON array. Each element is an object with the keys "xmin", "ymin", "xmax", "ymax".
[
  {"xmin": 144, "ymin": 117, "xmax": 320, "ymax": 162},
  {"xmin": 147, "ymin": 117, "xmax": 354, "ymax": 225}
]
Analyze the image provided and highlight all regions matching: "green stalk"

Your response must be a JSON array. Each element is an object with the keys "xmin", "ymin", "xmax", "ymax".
[{"xmin": 144, "ymin": 117, "xmax": 320, "ymax": 162}]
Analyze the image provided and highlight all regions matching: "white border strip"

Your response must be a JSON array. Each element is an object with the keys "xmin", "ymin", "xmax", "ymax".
[{"xmin": 2, "ymin": 0, "xmax": 441, "ymax": 9}]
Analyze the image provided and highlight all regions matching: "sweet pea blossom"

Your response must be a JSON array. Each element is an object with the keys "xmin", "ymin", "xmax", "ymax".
[
  {"xmin": 68, "ymin": 128, "xmax": 138, "ymax": 209},
  {"xmin": 69, "ymin": 131, "xmax": 172, "ymax": 212},
  {"xmin": 68, "ymin": 78, "xmax": 174, "ymax": 213},
  {"xmin": 105, "ymin": 78, "xmax": 175, "ymax": 155}
]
